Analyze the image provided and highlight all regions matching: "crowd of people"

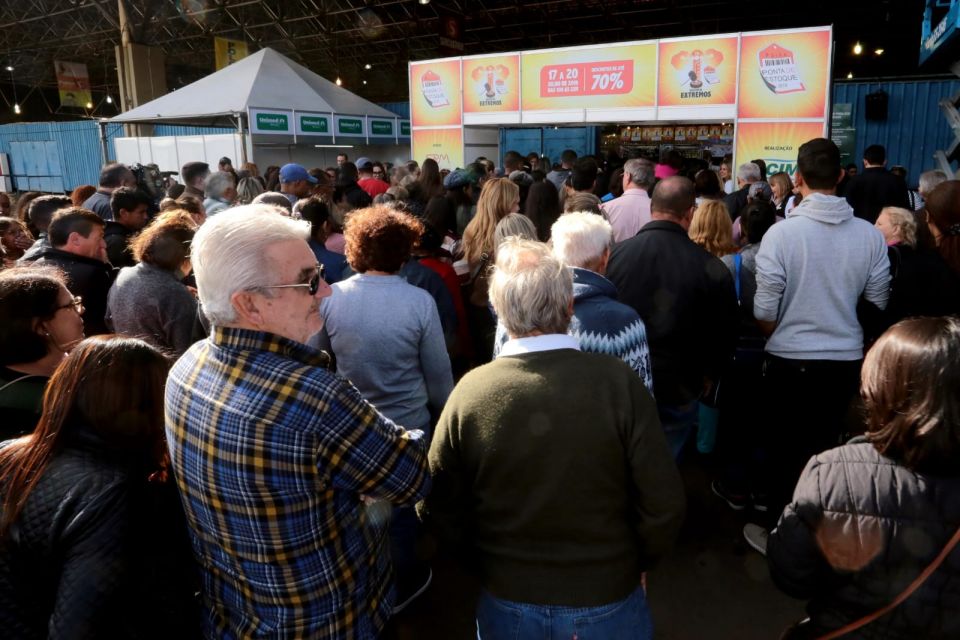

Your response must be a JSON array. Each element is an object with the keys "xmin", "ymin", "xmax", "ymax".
[{"xmin": 0, "ymin": 138, "xmax": 959, "ymax": 639}]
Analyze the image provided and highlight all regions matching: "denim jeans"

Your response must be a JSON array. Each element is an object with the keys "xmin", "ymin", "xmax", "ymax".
[
  {"xmin": 657, "ymin": 401, "xmax": 698, "ymax": 459},
  {"xmin": 476, "ymin": 586, "xmax": 652, "ymax": 640}
]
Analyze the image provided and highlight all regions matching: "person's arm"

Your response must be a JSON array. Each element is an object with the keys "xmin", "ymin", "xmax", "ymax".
[
  {"xmin": 164, "ymin": 286, "xmax": 203, "ymax": 357},
  {"xmin": 753, "ymin": 228, "xmax": 786, "ymax": 336},
  {"xmin": 418, "ymin": 301, "xmax": 454, "ymax": 416},
  {"xmin": 618, "ymin": 316, "xmax": 654, "ymax": 395},
  {"xmin": 767, "ymin": 456, "xmax": 836, "ymax": 598},
  {"xmin": 624, "ymin": 379, "xmax": 686, "ymax": 566},
  {"xmin": 862, "ymin": 233, "xmax": 891, "ymax": 311},
  {"xmin": 50, "ymin": 482, "xmax": 133, "ymax": 639},
  {"xmin": 318, "ymin": 376, "xmax": 431, "ymax": 505}
]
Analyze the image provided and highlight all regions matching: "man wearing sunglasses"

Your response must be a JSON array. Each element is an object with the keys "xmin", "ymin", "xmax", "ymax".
[{"xmin": 165, "ymin": 205, "xmax": 431, "ymax": 639}]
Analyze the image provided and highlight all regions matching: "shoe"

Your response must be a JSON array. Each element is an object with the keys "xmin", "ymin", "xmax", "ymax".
[
  {"xmin": 751, "ymin": 492, "xmax": 770, "ymax": 513},
  {"xmin": 743, "ymin": 523, "xmax": 769, "ymax": 556},
  {"xmin": 712, "ymin": 480, "xmax": 748, "ymax": 511},
  {"xmin": 392, "ymin": 566, "xmax": 433, "ymax": 615}
]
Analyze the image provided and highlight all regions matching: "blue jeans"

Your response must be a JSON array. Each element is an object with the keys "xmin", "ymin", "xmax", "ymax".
[
  {"xmin": 476, "ymin": 586, "xmax": 652, "ymax": 640},
  {"xmin": 657, "ymin": 401, "xmax": 698, "ymax": 459}
]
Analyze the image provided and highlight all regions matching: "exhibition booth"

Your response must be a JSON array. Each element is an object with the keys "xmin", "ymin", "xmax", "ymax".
[{"xmin": 408, "ymin": 26, "xmax": 834, "ymax": 175}]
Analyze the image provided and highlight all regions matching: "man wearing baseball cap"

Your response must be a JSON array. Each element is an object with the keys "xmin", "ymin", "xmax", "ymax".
[
  {"xmin": 356, "ymin": 157, "xmax": 389, "ymax": 199},
  {"xmin": 279, "ymin": 163, "xmax": 317, "ymax": 205}
]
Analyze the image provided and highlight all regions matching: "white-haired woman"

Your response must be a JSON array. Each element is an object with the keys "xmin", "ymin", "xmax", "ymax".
[{"xmin": 863, "ymin": 206, "xmax": 960, "ymax": 343}]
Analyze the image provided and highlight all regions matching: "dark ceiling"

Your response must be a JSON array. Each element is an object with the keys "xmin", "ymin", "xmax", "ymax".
[{"xmin": 0, "ymin": 0, "xmax": 943, "ymax": 124}]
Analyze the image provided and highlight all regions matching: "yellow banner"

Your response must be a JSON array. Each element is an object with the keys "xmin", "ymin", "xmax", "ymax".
[
  {"xmin": 738, "ymin": 29, "xmax": 831, "ymax": 119},
  {"xmin": 735, "ymin": 121, "xmax": 826, "ymax": 176},
  {"xmin": 462, "ymin": 54, "xmax": 520, "ymax": 113},
  {"xmin": 410, "ymin": 59, "xmax": 463, "ymax": 127},
  {"xmin": 55, "ymin": 61, "xmax": 91, "ymax": 108},
  {"xmin": 658, "ymin": 36, "xmax": 739, "ymax": 107},
  {"xmin": 520, "ymin": 43, "xmax": 656, "ymax": 111},
  {"xmin": 215, "ymin": 37, "xmax": 249, "ymax": 70},
  {"xmin": 411, "ymin": 127, "xmax": 464, "ymax": 171}
]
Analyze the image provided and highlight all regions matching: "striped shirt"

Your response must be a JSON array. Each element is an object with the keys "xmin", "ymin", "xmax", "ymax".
[{"xmin": 165, "ymin": 326, "xmax": 430, "ymax": 639}]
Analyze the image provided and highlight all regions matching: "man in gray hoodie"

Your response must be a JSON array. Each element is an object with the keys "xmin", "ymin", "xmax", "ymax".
[{"xmin": 744, "ymin": 138, "xmax": 889, "ymax": 554}]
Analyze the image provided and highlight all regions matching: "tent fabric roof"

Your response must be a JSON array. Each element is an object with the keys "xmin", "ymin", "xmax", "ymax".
[{"xmin": 110, "ymin": 48, "xmax": 398, "ymax": 124}]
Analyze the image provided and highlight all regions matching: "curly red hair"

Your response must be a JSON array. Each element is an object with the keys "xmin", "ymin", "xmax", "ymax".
[{"xmin": 344, "ymin": 205, "xmax": 424, "ymax": 273}]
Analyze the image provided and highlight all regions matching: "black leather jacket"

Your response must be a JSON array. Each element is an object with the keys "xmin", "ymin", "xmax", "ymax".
[{"xmin": 0, "ymin": 429, "xmax": 200, "ymax": 639}]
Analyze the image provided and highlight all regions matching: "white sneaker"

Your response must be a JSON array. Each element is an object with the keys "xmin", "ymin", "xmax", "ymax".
[{"xmin": 743, "ymin": 523, "xmax": 769, "ymax": 556}]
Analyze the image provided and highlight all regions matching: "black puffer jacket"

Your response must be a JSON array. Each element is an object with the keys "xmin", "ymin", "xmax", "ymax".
[
  {"xmin": 0, "ymin": 430, "xmax": 201, "ymax": 639},
  {"xmin": 768, "ymin": 441, "xmax": 960, "ymax": 639}
]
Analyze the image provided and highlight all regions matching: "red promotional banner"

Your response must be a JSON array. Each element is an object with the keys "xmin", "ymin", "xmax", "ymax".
[{"xmin": 538, "ymin": 60, "xmax": 634, "ymax": 98}]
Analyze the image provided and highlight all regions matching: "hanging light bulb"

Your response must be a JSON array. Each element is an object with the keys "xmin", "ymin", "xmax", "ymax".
[
  {"xmin": 4, "ymin": 66, "xmax": 12, "ymax": 72},
  {"xmin": 853, "ymin": 42, "xmax": 863, "ymax": 55},
  {"xmin": 364, "ymin": 63, "xmax": 372, "ymax": 70},
  {"xmin": 363, "ymin": 80, "xmax": 368, "ymax": 85},
  {"xmin": 13, "ymin": 103, "xmax": 20, "ymax": 114},
  {"xmin": 106, "ymin": 95, "xmax": 113, "ymax": 104},
  {"xmin": 847, "ymin": 72, "xmax": 854, "ymax": 79},
  {"xmin": 335, "ymin": 76, "xmax": 342, "ymax": 86},
  {"xmin": 85, "ymin": 101, "xmax": 93, "ymax": 109}
]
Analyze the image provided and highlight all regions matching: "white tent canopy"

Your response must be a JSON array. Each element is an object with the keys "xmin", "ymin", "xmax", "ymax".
[{"xmin": 109, "ymin": 47, "xmax": 398, "ymax": 125}]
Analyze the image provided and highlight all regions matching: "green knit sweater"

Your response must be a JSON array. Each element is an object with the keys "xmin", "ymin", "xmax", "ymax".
[{"xmin": 425, "ymin": 348, "xmax": 686, "ymax": 606}]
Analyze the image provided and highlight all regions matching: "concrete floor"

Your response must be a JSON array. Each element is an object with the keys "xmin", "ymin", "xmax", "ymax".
[{"xmin": 391, "ymin": 453, "xmax": 807, "ymax": 639}]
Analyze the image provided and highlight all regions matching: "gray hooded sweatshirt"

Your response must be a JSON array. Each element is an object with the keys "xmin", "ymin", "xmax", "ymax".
[{"xmin": 754, "ymin": 193, "xmax": 889, "ymax": 360}]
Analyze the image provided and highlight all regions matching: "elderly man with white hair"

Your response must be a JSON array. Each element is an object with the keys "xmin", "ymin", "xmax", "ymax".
[
  {"xmin": 202, "ymin": 171, "xmax": 237, "ymax": 216},
  {"xmin": 600, "ymin": 157, "xmax": 655, "ymax": 242},
  {"xmin": 425, "ymin": 237, "xmax": 684, "ymax": 640},
  {"xmin": 164, "ymin": 205, "xmax": 431, "ymax": 639},
  {"xmin": 723, "ymin": 161, "xmax": 761, "ymax": 221}
]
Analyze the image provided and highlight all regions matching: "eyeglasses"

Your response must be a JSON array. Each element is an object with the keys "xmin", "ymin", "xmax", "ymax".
[
  {"xmin": 256, "ymin": 264, "xmax": 326, "ymax": 296},
  {"xmin": 56, "ymin": 296, "xmax": 85, "ymax": 315}
]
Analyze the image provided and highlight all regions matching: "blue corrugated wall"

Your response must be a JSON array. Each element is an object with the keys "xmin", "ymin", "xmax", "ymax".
[
  {"xmin": 831, "ymin": 79, "xmax": 960, "ymax": 185},
  {"xmin": 0, "ymin": 120, "xmax": 231, "ymax": 191}
]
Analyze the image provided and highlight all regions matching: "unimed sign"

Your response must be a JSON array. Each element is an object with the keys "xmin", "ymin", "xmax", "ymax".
[
  {"xmin": 256, "ymin": 113, "xmax": 288, "ymax": 131},
  {"xmin": 300, "ymin": 116, "xmax": 328, "ymax": 133},
  {"xmin": 338, "ymin": 118, "xmax": 363, "ymax": 134}
]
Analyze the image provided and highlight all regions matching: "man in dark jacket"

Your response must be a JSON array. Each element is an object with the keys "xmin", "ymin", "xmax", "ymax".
[
  {"xmin": 18, "ymin": 195, "xmax": 72, "ymax": 263},
  {"xmin": 723, "ymin": 161, "xmax": 761, "ymax": 221},
  {"xmin": 104, "ymin": 187, "xmax": 150, "ymax": 268},
  {"xmin": 81, "ymin": 163, "xmax": 137, "ymax": 221},
  {"xmin": 32, "ymin": 207, "xmax": 116, "ymax": 335},
  {"xmin": 843, "ymin": 144, "xmax": 910, "ymax": 223},
  {"xmin": 607, "ymin": 176, "xmax": 739, "ymax": 457}
]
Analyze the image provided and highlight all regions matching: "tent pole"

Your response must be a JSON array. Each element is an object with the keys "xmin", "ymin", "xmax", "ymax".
[
  {"xmin": 236, "ymin": 112, "xmax": 248, "ymax": 165},
  {"xmin": 98, "ymin": 119, "xmax": 110, "ymax": 165}
]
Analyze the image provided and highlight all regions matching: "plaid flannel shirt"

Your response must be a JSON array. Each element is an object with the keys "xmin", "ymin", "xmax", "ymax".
[{"xmin": 164, "ymin": 327, "xmax": 430, "ymax": 639}]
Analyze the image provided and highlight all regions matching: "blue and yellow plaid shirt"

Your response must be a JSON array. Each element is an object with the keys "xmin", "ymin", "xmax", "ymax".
[{"xmin": 165, "ymin": 327, "xmax": 430, "ymax": 639}]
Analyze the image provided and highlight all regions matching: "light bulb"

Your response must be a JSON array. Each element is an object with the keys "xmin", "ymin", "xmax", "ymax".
[
  {"xmin": 874, "ymin": 48, "xmax": 884, "ymax": 56},
  {"xmin": 847, "ymin": 72, "xmax": 854, "ymax": 79},
  {"xmin": 4, "ymin": 66, "xmax": 12, "ymax": 72},
  {"xmin": 853, "ymin": 42, "xmax": 862, "ymax": 55},
  {"xmin": 363, "ymin": 80, "xmax": 368, "ymax": 85},
  {"xmin": 106, "ymin": 95, "xmax": 113, "ymax": 104},
  {"xmin": 364, "ymin": 63, "xmax": 372, "ymax": 70},
  {"xmin": 419, "ymin": 0, "xmax": 430, "ymax": 4},
  {"xmin": 335, "ymin": 76, "xmax": 342, "ymax": 86},
  {"xmin": 85, "ymin": 101, "xmax": 93, "ymax": 109},
  {"xmin": 13, "ymin": 103, "xmax": 20, "ymax": 114}
]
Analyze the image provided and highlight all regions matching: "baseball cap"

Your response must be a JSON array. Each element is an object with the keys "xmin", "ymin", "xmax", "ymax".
[
  {"xmin": 279, "ymin": 163, "xmax": 318, "ymax": 184},
  {"xmin": 355, "ymin": 157, "xmax": 373, "ymax": 170}
]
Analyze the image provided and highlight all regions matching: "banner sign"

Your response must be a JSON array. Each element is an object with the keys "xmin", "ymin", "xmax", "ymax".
[
  {"xmin": 411, "ymin": 128, "xmax": 464, "ymax": 171},
  {"xmin": 215, "ymin": 37, "xmax": 249, "ymax": 70},
  {"xmin": 400, "ymin": 120, "xmax": 411, "ymax": 137},
  {"xmin": 520, "ymin": 43, "xmax": 656, "ymax": 111},
  {"xmin": 250, "ymin": 109, "xmax": 292, "ymax": 134},
  {"xmin": 738, "ymin": 28, "xmax": 831, "ymax": 119},
  {"xmin": 55, "ymin": 61, "xmax": 92, "ymax": 108},
  {"xmin": 462, "ymin": 54, "xmax": 521, "ymax": 113},
  {"xmin": 295, "ymin": 112, "xmax": 331, "ymax": 136},
  {"xmin": 735, "ymin": 121, "xmax": 826, "ymax": 176},
  {"xmin": 410, "ymin": 59, "xmax": 462, "ymax": 127},
  {"xmin": 335, "ymin": 115, "xmax": 366, "ymax": 137},
  {"xmin": 658, "ymin": 36, "xmax": 739, "ymax": 107},
  {"xmin": 368, "ymin": 118, "xmax": 395, "ymax": 138}
]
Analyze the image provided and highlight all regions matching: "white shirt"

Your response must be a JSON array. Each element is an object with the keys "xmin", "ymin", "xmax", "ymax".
[
  {"xmin": 499, "ymin": 333, "xmax": 580, "ymax": 356},
  {"xmin": 600, "ymin": 188, "xmax": 652, "ymax": 242}
]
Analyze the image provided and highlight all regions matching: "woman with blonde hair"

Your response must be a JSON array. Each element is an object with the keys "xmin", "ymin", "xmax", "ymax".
[
  {"xmin": 462, "ymin": 177, "xmax": 520, "ymax": 363},
  {"xmin": 689, "ymin": 200, "xmax": 736, "ymax": 257}
]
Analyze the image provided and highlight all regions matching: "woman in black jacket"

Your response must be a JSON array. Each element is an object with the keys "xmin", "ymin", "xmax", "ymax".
[
  {"xmin": 768, "ymin": 317, "xmax": 960, "ymax": 639},
  {"xmin": 0, "ymin": 336, "xmax": 199, "ymax": 639}
]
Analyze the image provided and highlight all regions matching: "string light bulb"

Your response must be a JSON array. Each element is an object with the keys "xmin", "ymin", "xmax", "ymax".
[
  {"xmin": 335, "ymin": 76, "xmax": 342, "ymax": 86},
  {"xmin": 106, "ymin": 95, "xmax": 113, "ymax": 104},
  {"xmin": 853, "ymin": 42, "xmax": 863, "ymax": 55},
  {"xmin": 13, "ymin": 103, "xmax": 20, "ymax": 114},
  {"xmin": 364, "ymin": 63, "xmax": 372, "ymax": 70},
  {"xmin": 847, "ymin": 72, "xmax": 854, "ymax": 79}
]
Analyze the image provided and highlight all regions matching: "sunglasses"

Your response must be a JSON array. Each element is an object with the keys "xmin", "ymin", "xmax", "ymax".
[{"xmin": 257, "ymin": 264, "xmax": 326, "ymax": 296}]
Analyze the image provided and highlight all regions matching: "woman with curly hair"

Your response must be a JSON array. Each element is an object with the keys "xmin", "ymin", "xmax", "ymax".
[{"xmin": 311, "ymin": 205, "xmax": 452, "ymax": 611}]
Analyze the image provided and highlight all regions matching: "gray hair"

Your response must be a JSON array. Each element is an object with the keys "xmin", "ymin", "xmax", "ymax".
[
  {"xmin": 550, "ymin": 212, "xmax": 614, "ymax": 268},
  {"xmin": 191, "ymin": 204, "xmax": 310, "ymax": 325},
  {"xmin": 880, "ymin": 206, "xmax": 918, "ymax": 248},
  {"xmin": 563, "ymin": 191, "xmax": 601, "ymax": 214},
  {"xmin": 236, "ymin": 177, "xmax": 265, "ymax": 204},
  {"xmin": 494, "ymin": 213, "xmax": 538, "ymax": 249},
  {"xmin": 919, "ymin": 170, "xmax": 948, "ymax": 196},
  {"xmin": 624, "ymin": 158, "xmax": 655, "ymax": 188},
  {"xmin": 386, "ymin": 185, "xmax": 409, "ymax": 200},
  {"xmin": 252, "ymin": 191, "xmax": 293, "ymax": 213},
  {"xmin": 204, "ymin": 171, "xmax": 235, "ymax": 200},
  {"xmin": 737, "ymin": 162, "xmax": 761, "ymax": 183},
  {"xmin": 489, "ymin": 237, "xmax": 573, "ymax": 338}
]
